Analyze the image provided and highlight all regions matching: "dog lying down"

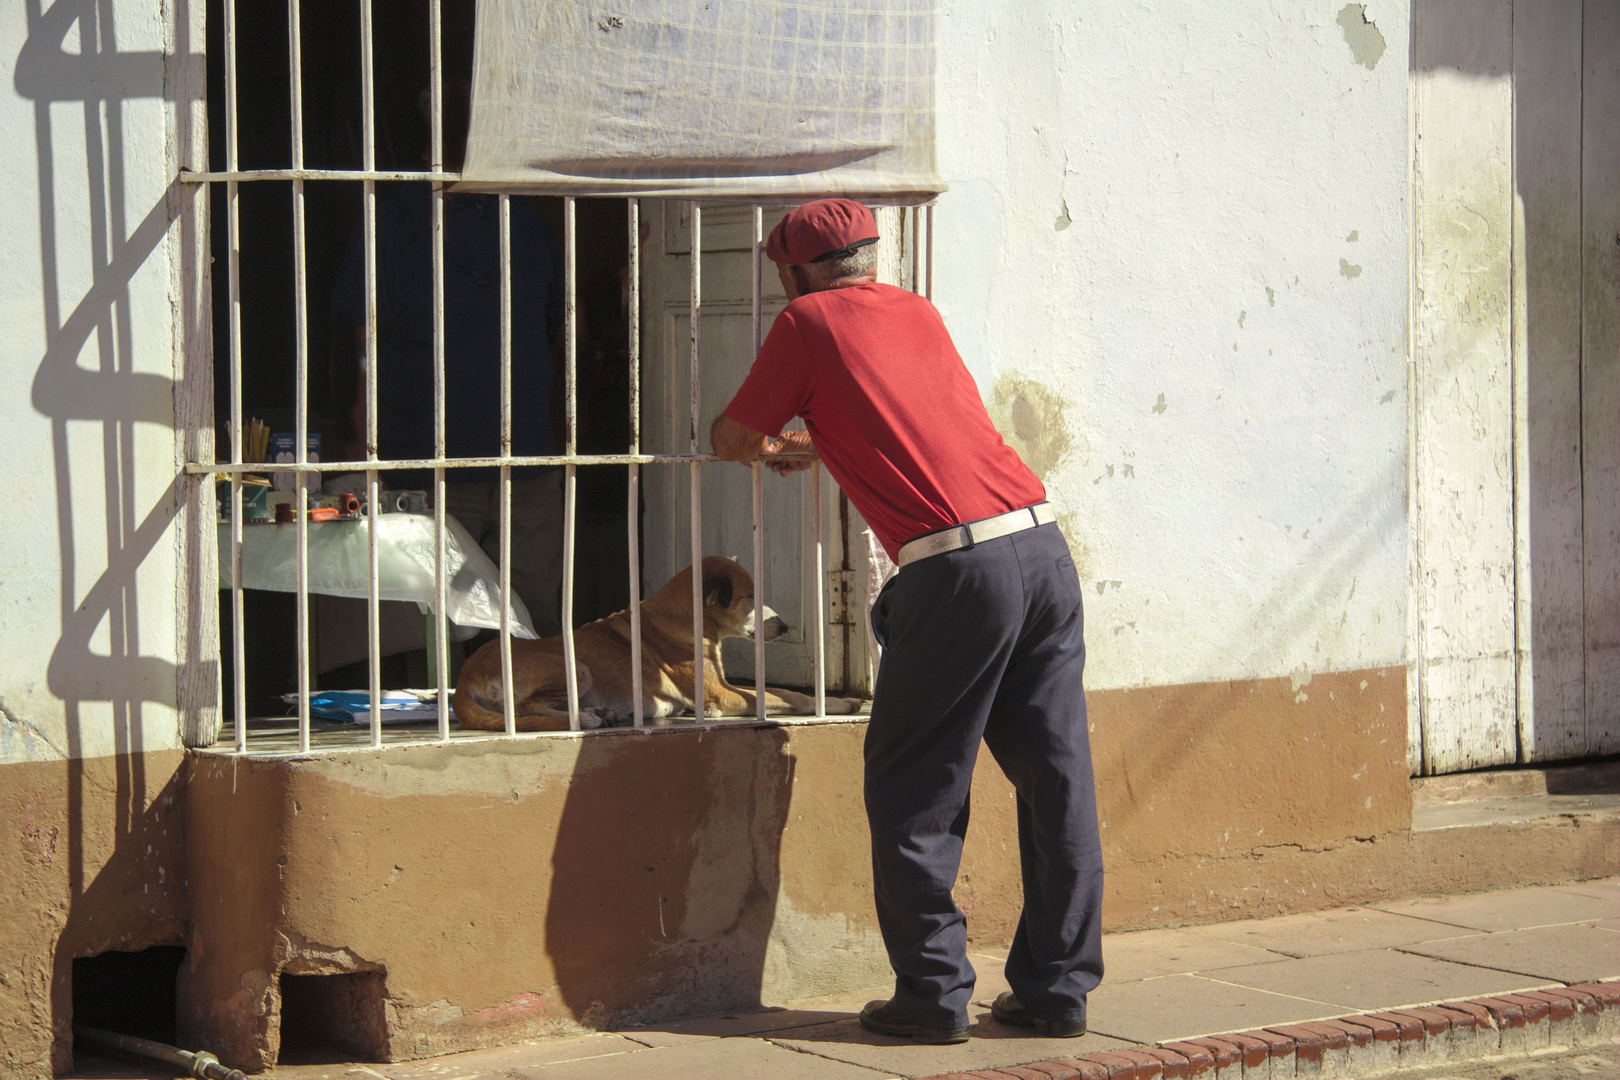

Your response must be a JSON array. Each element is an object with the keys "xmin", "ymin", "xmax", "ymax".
[{"xmin": 453, "ymin": 556, "xmax": 863, "ymax": 731}]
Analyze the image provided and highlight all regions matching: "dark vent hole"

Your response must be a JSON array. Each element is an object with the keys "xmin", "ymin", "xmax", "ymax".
[{"xmin": 278, "ymin": 970, "xmax": 388, "ymax": 1063}]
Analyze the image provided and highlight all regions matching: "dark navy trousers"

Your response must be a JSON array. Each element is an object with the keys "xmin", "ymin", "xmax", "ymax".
[{"xmin": 865, "ymin": 521, "xmax": 1104, "ymax": 1029}]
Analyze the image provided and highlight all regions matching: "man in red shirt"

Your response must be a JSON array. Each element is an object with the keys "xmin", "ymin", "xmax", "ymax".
[{"xmin": 714, "ymin": 200, "xmax": 1103, "ymax": 1044}]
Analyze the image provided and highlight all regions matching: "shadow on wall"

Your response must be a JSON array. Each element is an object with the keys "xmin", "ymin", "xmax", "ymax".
[
  {"xmin": 545, "ymin": 726, "xmax": 794, "ymax": 1027},
  {"xmin": 1237, "ymin": 454, "xmax": 1406, "ymax": 690},
  {"xmin": 15, "ymin": 0, "xmax": 209, "ymax": 1068}
]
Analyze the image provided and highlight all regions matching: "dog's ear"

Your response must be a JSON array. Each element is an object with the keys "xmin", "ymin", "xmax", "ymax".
[{"xmin": 703, "ymin": 572, "xmax": 735, "ymax": 610}]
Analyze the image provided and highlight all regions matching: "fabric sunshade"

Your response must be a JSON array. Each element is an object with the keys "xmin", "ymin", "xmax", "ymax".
[{"xmin": 456, "ymin": 1, "xmax": 943, "ymax": 200}]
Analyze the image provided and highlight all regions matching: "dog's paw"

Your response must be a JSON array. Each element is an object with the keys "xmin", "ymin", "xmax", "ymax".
[
  {"xmin": 582, "ymin": 706, "xmax": 620, "ymax": 729},
  {"xmin": 827, "ymin": 696, "xmax": 865, "ymax": 715}
]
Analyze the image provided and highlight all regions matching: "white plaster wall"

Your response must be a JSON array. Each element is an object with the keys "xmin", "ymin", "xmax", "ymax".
[
  {"xmin": 0, "ymin": 0, "xmax": 196, "ymax": 763},
  {"xmin": 935, "ymin": 1, "xmax": 1411, "ymax": 692},
  {"xmin": 0, "ymin": 0, "xmax": 1422, "ymax": 760}
]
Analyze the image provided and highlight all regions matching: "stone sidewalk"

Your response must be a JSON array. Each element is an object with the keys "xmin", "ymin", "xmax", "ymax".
[{"xmin": 75, "ymin": 877, "xmax": 1620, "ymax": 1080}]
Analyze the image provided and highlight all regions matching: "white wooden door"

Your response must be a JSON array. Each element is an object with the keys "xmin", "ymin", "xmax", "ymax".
[
  {"xmin": 640, "ymin": 201, "xmax": 851, "ymax": 692},
  {"xmin": 1508, "ymin": 0, "xmax": 1620, "ymax": 761},
  {"xmin": 1579, "ymin": 0, "xmax": 1620, "ymax": 758},
  {"xmin": 1411, "ymin": 0, "xmax": 1620, "ymax": 771},
  {"xmin": 1516, "ymin": 0, "xmax": 1589, "ymax": 767}
]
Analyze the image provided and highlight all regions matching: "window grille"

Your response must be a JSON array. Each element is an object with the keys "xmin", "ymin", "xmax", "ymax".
[{"xmin": 182, "ymin": 0, "xmax": 936, "ymax": 753}]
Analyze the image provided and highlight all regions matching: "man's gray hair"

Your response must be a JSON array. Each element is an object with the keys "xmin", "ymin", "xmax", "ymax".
[{"xmin": 806, "ymin": 241, "xmax": 879, "ymax": 286}]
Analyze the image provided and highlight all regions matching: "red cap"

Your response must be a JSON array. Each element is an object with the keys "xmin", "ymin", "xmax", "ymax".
[{"xmin": 765, "ymin": 199, "xmax": 880, "ymax": 264}]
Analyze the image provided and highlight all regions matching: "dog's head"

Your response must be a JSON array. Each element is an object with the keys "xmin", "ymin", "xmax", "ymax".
[{"xmin": 697, "ymin": 556, "xmax": 788, "ymax": 643}]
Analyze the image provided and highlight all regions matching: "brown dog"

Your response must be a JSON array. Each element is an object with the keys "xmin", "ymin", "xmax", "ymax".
[{"xmin": 453, "ymin": 556, "xmax": 863, "ymax": 731}]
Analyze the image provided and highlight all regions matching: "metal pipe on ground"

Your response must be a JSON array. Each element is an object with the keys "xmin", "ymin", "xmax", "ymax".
[{"xmin": 73, "ymin": 1026, "xmax": 251, "ymax": 1080}]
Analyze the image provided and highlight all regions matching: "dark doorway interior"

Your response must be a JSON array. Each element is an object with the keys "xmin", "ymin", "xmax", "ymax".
[
  {"xmin": 72, "ymin": 946, "xmax": 185, "ymax": 1046},
  {"xmin": 207, "ymin": 0, "xmax": 636, "ymax": 719}
]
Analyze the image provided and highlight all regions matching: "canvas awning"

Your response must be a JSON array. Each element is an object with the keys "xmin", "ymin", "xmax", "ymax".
[{"xmin": 456, "ymin": 1, "xmax": 944, "ymax": 201}]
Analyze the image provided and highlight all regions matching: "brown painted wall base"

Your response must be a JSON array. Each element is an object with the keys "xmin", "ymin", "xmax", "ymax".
[
  {"xmin": 5, "ymin": 665, "xmax": 1616, "ymax": 1077},
  {"xmin": 960, "ymin": 666, "xmax": 1417, "ymax": 939},
  {"xmin": 0, "ymin": 751, "xmax": 188, "ymax": 1080}
]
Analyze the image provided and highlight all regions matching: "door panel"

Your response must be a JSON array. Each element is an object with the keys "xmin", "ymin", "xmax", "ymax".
[
  {"xmin": 1581, "ymin": 0, "xmax": 1620, "ymax": 755},
  {"xmin": 640, "ymin": 201, "xmax": 849, "ymax": 692},
  {"xmin": 1516, "ymin": 0, "xmax": 1587, "ymax": 758},
  {"xmin": 1412, "ymin": 0, "xmax": 1620, "ymax": 769}
]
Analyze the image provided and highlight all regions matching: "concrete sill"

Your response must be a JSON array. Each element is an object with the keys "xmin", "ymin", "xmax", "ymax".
[
  {"xmin": 1412, "ymin": 759, "xmax": 1620, "ymax": 831},
  {"xmin": 200, "ymin": 708, "xmax": 873, "ymax": 759}
]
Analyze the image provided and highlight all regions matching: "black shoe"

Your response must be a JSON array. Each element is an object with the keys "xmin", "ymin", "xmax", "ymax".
[
  {"xmin": 858, "ymin": 999, "xmax": 971, "ymax": 1044},
  {"xmin": 990, "ymin": 991, "xmax": 1088, "ymax": 1038}
]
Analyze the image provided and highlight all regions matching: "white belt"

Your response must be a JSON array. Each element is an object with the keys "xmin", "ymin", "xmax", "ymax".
[{"xmin": 896, "ymin": 503, "xmax": 1057, "ymax": 568}]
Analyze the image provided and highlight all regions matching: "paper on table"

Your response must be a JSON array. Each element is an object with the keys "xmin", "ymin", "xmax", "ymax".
[{"xmin": 282, "ymin": 689, "xmax": 449, "ymax": 725}]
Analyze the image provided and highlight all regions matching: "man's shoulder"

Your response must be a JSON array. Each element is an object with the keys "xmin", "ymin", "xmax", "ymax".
[{"xmin": 793, "ymin": 282, "xmax": 932, "ymax": 319}]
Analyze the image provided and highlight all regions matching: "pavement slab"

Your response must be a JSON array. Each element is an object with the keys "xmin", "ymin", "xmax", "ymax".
[
  {"xmin": 1188, "ymin": 906, "xmax": 1469, "ymax": 958},
  {"xmin": 1396, "ymin": 923, "xmax": 1620, "ymax": 984},
  {"xmin": 967, "ymin": 954, "xmax": 1015, "ymax": 1002},
  {"xmin": 766, "ymin": 1013, "xmax": 1135, "ymax": 1079},
  {"xmin": 610, "ymin": 1007, "xmax": 862, "ymax": 1046},
  {"xmin": 511, "ymin": 1036, "xmax": 891, "ymax": 1079},
  {"xmin": 1563, "ymin": 877, "xmax": 1620, "ymax": 903},
  {"xmin": 1373, "ymin": 885, "xmax": 1620, "ymax": 932},
  {"xmin": 1081, "ymin": 973, "xmax": 1344, "ymax": 1043},
  {"xmin": 1097, "ymin": 925, "xmax": 1289, "ymax": 980},
  {"xmin": 376, "ymin": 1035, "xmax": 647, "ymax": 1077},
  {"xmin": 1206, "ymin": 947, "xmax": 1554, "ymax": 1010}
]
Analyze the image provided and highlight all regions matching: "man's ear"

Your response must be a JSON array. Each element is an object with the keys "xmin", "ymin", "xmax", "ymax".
[{"xmin": 703, "ymin": 573, "xmax": 735, "ymax": 610}]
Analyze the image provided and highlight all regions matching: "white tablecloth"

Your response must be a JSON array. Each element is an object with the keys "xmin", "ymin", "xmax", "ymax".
[{"xmin": 217, "ymin": 512, "xmax": 537, "ymax": 639}]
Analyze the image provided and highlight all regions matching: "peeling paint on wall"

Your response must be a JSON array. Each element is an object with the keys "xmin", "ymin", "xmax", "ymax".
[
  {"xmin": 1340, "ymin": 258, "xmax": 1362, "ymax": 279},
  {"xmin": 1336, "ymin": 4, "xmax": 1386, "ymax": 70},
  {"xmin": 989, "ymin": 374, "xmax": 1078, "ymax": 483},
  {"xmin": 986, "ymin": 374, "xmax": 1091, "ymax": 580},
  {"xmin": 0, "ymin": 702, "xmax": 66, "ymax": 763}
]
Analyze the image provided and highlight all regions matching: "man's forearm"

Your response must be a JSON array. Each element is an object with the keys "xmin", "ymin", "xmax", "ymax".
[{"xmin": 711, "ymin": 413, "xmax": 772, "ymax": 462}]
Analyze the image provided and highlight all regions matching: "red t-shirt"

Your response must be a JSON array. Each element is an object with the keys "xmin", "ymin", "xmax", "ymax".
[{"xmin": 723, "ymin": 283, "xmax": 1046, "ymax": 561}]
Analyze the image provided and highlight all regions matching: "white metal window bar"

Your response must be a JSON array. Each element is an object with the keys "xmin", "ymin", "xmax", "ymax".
[{"xmin": 186, "ymin": 0, "xmax": 935, "ymax": 753}]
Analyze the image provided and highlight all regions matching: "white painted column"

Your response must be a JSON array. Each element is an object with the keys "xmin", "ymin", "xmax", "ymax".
[{"xmin": 1411, "ymin": 0, "xmax": 1518, "ymax": 773}]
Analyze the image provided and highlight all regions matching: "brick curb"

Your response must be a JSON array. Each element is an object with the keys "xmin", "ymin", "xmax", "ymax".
[{"xmin": 918, "ymin": 981, "xmax": 1620, "ymax": 1080}]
